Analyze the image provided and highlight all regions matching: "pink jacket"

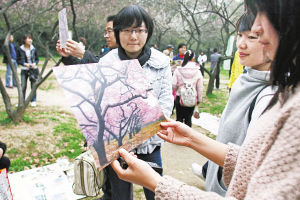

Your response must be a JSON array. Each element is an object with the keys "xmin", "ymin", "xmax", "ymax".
[{"xmin": 172, "ymin": 62, "xmax": 203, "ymax": 104}]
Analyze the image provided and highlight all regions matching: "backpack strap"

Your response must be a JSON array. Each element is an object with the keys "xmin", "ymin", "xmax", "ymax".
[{"xmin": 248, "ymin": 85, "xmax": 269, "ymax": 123}]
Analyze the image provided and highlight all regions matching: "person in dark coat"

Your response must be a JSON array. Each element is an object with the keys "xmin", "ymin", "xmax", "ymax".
[{"xmin": 0, "ymin": 141, "xmax": 10, "ymax": 171}]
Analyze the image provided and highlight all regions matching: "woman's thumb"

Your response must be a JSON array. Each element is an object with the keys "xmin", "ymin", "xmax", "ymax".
[{"xmin": 119, "ymin": 148, "xmax": 134, "ymax": 165}]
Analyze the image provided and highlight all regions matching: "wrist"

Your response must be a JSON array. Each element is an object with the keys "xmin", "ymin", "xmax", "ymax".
[
  {"xmin": 187, "ymin": 130, "xmax": 204, "ymax": 150},
  {"xmin": 148, "ymin": 172, "xmax": 163, "ymax": 192},
  {"xmin": 79, "ymin": 49, "xmax": 85, "ymax": 59}
]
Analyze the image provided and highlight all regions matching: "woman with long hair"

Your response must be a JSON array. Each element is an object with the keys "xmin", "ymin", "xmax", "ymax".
[
  {"xmin": 204, "ymin": 11, "xmax": 276, "ymax": 196},
  {"xmin": 111, "ymin": 1, "xmax": 300, "ymax": 199},
  {"xmin": 17, "ymin": 34, "xmax": 39, "ymax": 107}
]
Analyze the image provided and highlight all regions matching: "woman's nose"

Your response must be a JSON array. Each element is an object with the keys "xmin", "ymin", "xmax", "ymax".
[{"xmin": 238, "ymin": 39, "xmax": 246, "ymax": 49}]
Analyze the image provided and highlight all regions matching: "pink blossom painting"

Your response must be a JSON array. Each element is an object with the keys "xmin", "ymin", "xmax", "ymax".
[{"xmin": 53, "ymin": 60, "xmax": 165, "ymax": 169}]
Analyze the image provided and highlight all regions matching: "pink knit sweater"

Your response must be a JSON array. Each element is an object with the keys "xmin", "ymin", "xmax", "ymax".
[{"xmin": 155, "ymin": 85, "xmax": 300, "ymax": 199}]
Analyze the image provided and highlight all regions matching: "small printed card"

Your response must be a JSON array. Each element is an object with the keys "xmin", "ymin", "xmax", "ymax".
[{"xmin": 58, "ymin": 8, "xmax": 69, "ymax": 48}]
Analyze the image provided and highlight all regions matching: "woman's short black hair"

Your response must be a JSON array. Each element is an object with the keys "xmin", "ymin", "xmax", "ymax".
[
  {"xmin": 113, "ymin": 5, "xmax": 154, "ymax": 46},
  {"xmin": 177, "ymin": 43, "xmax": 186, "ymax": 50},
  {"xmin": 246, "ymin": 0, "xmax": 300, "ymax": 106},
  {"xmin": 23, "ymin": 34, "xmax": 32, "ymax": 44},
  {"xmin": 235, "ymin": 11, "xmax": 255, "ymax": 33},
  {"xmin": 106, "ymin": 15, "xmax": 115, "ymax": 23}
]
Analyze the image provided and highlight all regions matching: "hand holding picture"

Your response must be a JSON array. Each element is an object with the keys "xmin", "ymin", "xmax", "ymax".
[{"xmin": 111, "ymin": 148, "xmax": 162, "ymax": 192}]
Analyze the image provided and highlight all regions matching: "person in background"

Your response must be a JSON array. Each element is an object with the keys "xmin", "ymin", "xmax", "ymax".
[
  {"xmin": 111, "ymin": 0, "xmax": 300, "ymax": 199},
  {"xmin": 0, "ymin": 141, "xmax": 10, "ymax": 171},
  {"xmin": 172, "ymin": 50, "xmax": 203, "ymax": 127},
  {"xmin": 152, "ymin": 44, "xmax": 158, "ymax": 49},
  {"xmin": 163, "ymin": 44, "xmax": 174, "ymax": 62},
  {"xmin": 56, "ymin": 15, "xmax": 117, "ymax": 65},
  {"xmin": 172, "ymin": 43, "xmax": 186, "ymax": 62},
  {"xmin": 228, "ymin": 50, "xmax": 244, "ymax": 92},
  {"xmin": 210, "ymin": 48, "xmax": 222, "ymax": 89},
  {"xmin": 17, "ymin": 34, "xmax": 39, "ymax": 107},
  {"xmin": 171, "ymin": 43, "xmax": 187, "ymax": 114},
  {"xmin": 197, "ymin": 51, "xmax": 207, "ymax": 76},
  {"xmin": 102, "ymin": 44, "xmax": 109, "ymax": 54},
  {"xmin": 99, "ymin": 5, "xmax": 173, "ymax": 200},
  {"xmin": 3, "ymin": 35, "xmax": 18, "ymax": 88}
]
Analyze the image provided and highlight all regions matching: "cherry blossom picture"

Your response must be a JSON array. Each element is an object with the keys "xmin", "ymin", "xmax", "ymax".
[{"xmin": 53, "ymin": 60, "xmax": 165, "ymax": 169}]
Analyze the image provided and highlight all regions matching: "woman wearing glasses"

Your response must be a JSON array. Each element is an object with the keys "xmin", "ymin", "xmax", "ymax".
[{"xmin": 99, "ymin": 5, "xmax": 173, "ymax": 200}]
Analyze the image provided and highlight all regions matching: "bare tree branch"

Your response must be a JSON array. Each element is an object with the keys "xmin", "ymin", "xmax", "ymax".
[
  {"xmin": 0, "ymin": 0, "xmax": 20, "ymax": 15},
  {"xmin": 69, "ymin": 0, "xmax": 79, "ymax": 41}
]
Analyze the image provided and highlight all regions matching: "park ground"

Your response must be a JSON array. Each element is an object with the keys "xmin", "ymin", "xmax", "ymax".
[{"xmin": 0, "ymin": 57, "xmax": 229, "ymax": 199}]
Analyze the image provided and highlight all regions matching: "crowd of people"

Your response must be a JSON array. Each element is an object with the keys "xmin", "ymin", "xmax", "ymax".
[{"xmin": 1, "ymin": 0, "xmax": 299, "ymax": 199}]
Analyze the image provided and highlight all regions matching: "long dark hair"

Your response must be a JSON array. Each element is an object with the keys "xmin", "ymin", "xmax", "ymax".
[
  {"xmin": 181, "ymin": 50, "xmax": 194, "ymax": 67},
  {"xmin": 113, "ymin": 5, "xmax": 154, "ymax": 46},
  {"xmin": 246, "ymin": 0, "xmax": 300, "ymax": 107}
]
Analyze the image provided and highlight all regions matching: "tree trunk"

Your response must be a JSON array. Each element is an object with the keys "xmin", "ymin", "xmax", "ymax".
[
  {"xmin": 94, "ymin": 132, "xmax": 108, "ymax": 166},
  {"xmin": 118, "ymin": 138, "xmax": 123, "ymax": 147},
  {"xmin": 206, "ymin": 58, "xmax": 221, "ymax": 95}
]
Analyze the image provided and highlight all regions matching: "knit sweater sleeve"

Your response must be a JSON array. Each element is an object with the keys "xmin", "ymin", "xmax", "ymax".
[
  {"xmin": 223, "ymin": 143, "xmax": 240, "ymax": 187},
  {"xmin": 243, "ymin": 103, "xmax": 300, "ymax": 199},
  {"xmin": 155, "ymin": 176, "xmax": 237, "ymax": 200}
]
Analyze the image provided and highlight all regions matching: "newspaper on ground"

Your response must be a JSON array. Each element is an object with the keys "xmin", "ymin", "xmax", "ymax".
[
  {"xmin": 192, "ymin": 112, "xmax": 219, "ymax": 136},
  {"xmin": 8, "ymin": 158, "xmax": 84, "ymax": 200}
]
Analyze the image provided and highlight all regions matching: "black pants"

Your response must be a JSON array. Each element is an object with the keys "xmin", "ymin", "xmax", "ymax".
[
  {"xmin": 200, "ymin": 64, "xmax": 205, "ymax": 77},
  {"xmin": 175, "ymin": 96, "xmax": 195, "ymax": 127}
]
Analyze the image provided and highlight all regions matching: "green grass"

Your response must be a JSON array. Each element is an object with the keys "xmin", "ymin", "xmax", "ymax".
[
  {"xmin": 0, "ymin": 110, "xmax": 35, "ymax": 125},
  {"xmin": 10, "ymin": 157, "xmax": 32, "ymax": 172},
  {"xmin": 0, "ymin": 111, "xmax": 13, "ymax": 125},
  {"xmin": 2, "ymin": 107, "xmax": 85, "ymax": 172},
  {"xmin": 53, "ymin": 118, "xmax": 85, "ymax": 159},
  {"xmin": 197, "ymin": 82, "xmax": 229, "ymax": 117},
  {"xmin": 199, "ymin": 93, "xmax": 228, "ymax": 116}
]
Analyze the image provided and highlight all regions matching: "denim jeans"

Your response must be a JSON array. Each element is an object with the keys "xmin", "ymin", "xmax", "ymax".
[
  {"xmin": 5, "ymin": 59, "xmax": 18, "ymax": 87},
  {"xmin": 101, "ymin": 147, "xmax": 162, "ymax": 200},
  {"xmin": 21, "ymin": 70, "xmax": 36, "ymax": 102}
]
